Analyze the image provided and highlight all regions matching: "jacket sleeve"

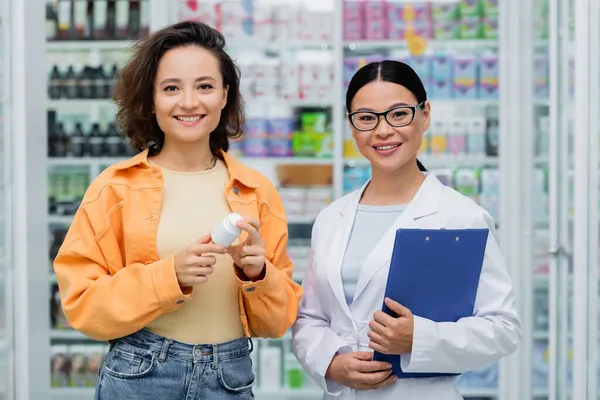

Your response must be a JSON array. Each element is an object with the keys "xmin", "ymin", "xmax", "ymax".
[
  {"xmin": 238, "ymin": 185, "xmax": 303, "ymax": 338},
  {"xmin": 292, "ymin": 225, "xmax": 352, "ymax": 396},
  {"xmin": 400, "ymin": 210, "xmax": 522, "ymax": 374},
  {"xmin": 54, "ymin": 204, "xmax": 190, "ymax": 341}
]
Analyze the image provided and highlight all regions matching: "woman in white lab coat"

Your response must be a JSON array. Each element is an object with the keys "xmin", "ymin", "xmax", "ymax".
[{"xmin": 291, "ymin": 60, "xmax": 522, "ymax": 400}]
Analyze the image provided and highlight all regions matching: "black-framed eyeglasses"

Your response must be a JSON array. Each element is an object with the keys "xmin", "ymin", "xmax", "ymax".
[{"xmin": 347, "ymin": 102, "xmax": 425, "ymax": 132}]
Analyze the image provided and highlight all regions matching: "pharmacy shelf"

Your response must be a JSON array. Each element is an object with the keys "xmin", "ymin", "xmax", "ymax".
[
  {"xmin": 48, "ymin": 215, "xmax": 75, "ymax": 225},
  {"xmin": 49, "ymin": 385, "xmax": 500, "ymax": 400},
  {"xmin": 459, "ymin": 388, "xmax": 498, "ymax": 397},
  {"xmin": 227, "ymin": 40, "xmax": 332, "ymax": 52},
  {"xmin": 50, "ymin": 330, "xmax": 91, "ymax": 341},
  {"xmin": 427, "ymin": 99, "xmax": 499, "ymax": 107},
  {"xmin": 50, "ymin": 387, "xmax": 323, "ymax": 400},
  {"xmin": 287, "ymin": 216, "xmax": 316, "ymax": 225},
  {"xmin": 343, "ymin": 39, "xmax": 498, "ymax": 52},
  {"xmin": 48, "ymin": 214, "xmax": 315, "ymax": 226},
  {"xmin": 47, "ymin": 99, "xmax": 116, "ymax": 109},
  {"xmin": 46, "ymin": 40, "xmax": 133, "ymax": 52},
  {"xmin": 533, "ymin": 330, "xmax": 549, "ymax": 340},
  {"xmin": 47, "ymin": 156, "xmax": 334, "ymax": 168},
  {"xmin": 47, "ymin": 39, "xmax": 332, "ymax": 54},
  {"xmin": 49, "ymin": 386, "xmax": 501, "ymax": 400},
  {"xmin": 345, "ymin": 154, "xmax": 499, "ymax": 169},
  {"xmin": 48, "ymin": 327, "xmax": 293, "ymax": 343},
  {"xmin": 50, "ymin": 387, "xmax": 94, "ymax": 400},
  {"xmin": 47, "ymin": 98, "xmax": 334, "ymax": 109}
]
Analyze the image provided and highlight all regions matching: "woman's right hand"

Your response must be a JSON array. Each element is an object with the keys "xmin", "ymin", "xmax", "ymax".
[
  {"xmin": 174, "ymin": 234, "xmax": 227, "ymax": 288},
  {"xmin": 325, "ymin": 351, "xmax": 397, "ymax": 391}
]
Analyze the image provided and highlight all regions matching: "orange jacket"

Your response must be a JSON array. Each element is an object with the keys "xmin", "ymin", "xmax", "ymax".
[{"xmin": 53, "ymin": 149, "xmax": 303, "ymax": 341}]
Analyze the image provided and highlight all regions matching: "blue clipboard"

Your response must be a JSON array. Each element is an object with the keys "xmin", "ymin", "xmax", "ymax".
[{"xmin": 373, "ymin": 228, "xmax": 489, "ymax": 379}]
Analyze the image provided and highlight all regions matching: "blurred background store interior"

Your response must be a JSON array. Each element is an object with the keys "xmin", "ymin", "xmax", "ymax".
[{"xmin": 1, "ymin": 0, "xmax": 600, "ymax": 399}]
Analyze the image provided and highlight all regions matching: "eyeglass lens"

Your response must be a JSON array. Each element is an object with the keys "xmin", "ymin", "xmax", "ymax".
[{"xmin": 351, "ymin": 107, "xmax": 414, "ymax": 130}]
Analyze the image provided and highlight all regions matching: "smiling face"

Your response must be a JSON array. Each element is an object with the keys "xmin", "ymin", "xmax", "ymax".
[
  {"xmin": 153, "ymin": 45, "xmax": 228, "ymax": 148},
  {"xmin": 348, "ymin": 80, "xmax": 430, "ymax": 173}
]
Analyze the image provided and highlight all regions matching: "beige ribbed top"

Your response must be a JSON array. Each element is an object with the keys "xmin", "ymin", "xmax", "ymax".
[{"xmin": 145, "ymin": 159, "xmax": 245, "ymax": 344}]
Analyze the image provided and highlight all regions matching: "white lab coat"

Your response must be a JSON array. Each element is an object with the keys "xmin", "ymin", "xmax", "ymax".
[{"xmin": 292, "ymin": 173, "xmax": 522, "ymax": 400}]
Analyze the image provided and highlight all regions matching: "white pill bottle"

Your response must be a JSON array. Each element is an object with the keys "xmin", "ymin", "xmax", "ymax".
[{"xmin": 211, "ymin": 213, "xmax": 243, "ymax": 247}]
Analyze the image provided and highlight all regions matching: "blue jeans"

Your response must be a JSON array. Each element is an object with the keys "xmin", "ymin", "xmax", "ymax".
[{"xmin": 95, "ymin": 329, "xmax": 255, "ymax": 400}]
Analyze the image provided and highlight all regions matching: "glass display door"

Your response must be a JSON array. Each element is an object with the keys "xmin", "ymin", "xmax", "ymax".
[
  {"xmin": 571, "ymin": 0, "xmax": 600, "ymax": 399},
  {"xmin": 538, "ymin": 0, "xmax": 575, "ymax": 399},
  {"xmin": 0, "ymin": 0, "xmax": 13, "ymax": 399}
]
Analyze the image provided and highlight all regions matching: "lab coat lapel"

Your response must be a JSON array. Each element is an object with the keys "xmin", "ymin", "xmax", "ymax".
[
  {"xmin": 326, "ymin": 181, "xmax": 369, "ymax": 318},
  {"xmin": 352, "ymin": 174, "xmax": 442, "ymax": 303}
]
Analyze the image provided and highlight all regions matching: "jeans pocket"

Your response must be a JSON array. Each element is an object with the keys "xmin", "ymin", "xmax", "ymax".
[
  {"xmin": 217, "ymin": 354, "xmax": 255, "ymax": 393},
  {"xmin": 102, "ymin": 341, "xmax": 155, "ymax": 379}
]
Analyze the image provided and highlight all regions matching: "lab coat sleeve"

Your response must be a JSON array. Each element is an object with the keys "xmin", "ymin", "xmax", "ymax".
[
  {"xmin": 400, "ymin": 209, "xmax": 522, "ymax": 374},
  {"xmin": 292, "ymin": 233, "xmax": 351, "ymax": 395}
]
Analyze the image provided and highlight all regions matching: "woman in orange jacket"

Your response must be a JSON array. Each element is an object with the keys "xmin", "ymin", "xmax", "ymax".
[{"xmin": 53, "ymin": 21, "xmax": 302, "ymax": 400}]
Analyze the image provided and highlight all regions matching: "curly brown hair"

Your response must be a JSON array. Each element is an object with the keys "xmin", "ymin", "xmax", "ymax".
[{"xmin": 113, "ymin": 21, "xmax": 244, "ymax": 157}]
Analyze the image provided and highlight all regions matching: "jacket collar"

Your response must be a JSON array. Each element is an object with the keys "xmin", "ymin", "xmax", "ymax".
[{"xmin": 113, "ymin": 148, "xmax": 259, "ymax": 189}]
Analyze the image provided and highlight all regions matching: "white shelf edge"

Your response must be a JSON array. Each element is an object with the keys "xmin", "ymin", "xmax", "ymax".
[
  {"xmin": 47, "ymin": 157, "xmax": 126, "ymax": 167},
  {"xmin": 50, "ymin": 330, "xmax": 94, "ymax": 341},
  {"xmin": 345, "ymin": 155, "xmax": 499, "ymax": 168},
  {"xmin": 254, "ymin": 388, "xmax": 322, "ymax": 397},
  {"xmin": 533, "ymin": 330, "xmax": 549, "ymax": 340},
  {"xmin": 427, "ymin": 99, "xmax": 499, "ymax": 106},
  {"xmin": 46, "ymin": 40, "xmax": 133, "ymax": 52},
  {"xmin": 226, "ymin": 41, "xmax": 333, "ymax": 51},
  {"xmin": 48, "ymin": 215, "xmax": 74, "ymax": 225},
  {"xmin": 47, "ymin": 99, "xmax": 116, "ymax": 108},
  {"xmin": 50, "ymin": 387, "xmax": 323, "ymax": 400},
  {"xmin": 50, "ymin": 387, "xmax": 95, "ymax": 400},
  {"xmin": 239, "ymin": 157, "xmax": 333, "ymax": 166},
  {"xmin": 48, "ymin": 387, "xmax": 501, "ymax": 400},
  {"xmin": 343, "ymin": 39, "xmax": 499, "ymax": 51},
  {"xmin": 287, "ymin": 216, "xmax": 315, "ymax": 224},
  {"xmin": 47, "ymin": 213, "xmax": 313, "ymax": 225},
  {"xmin": 458, "ymin": 387, "xmax": 499, "ymax": 397},
  {"xmin": 46, "ymin": 98, "xmax": 333, "ymax": 109},
  {"xmin": 47, "ymin": 156, "xmax": 334, "ymax": 167}
]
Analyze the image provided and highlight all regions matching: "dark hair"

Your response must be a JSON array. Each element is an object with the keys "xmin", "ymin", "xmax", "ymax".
[
  {"xmin": 346, "ymin": 60, "xmax": 427, "ymax": 172},
  {"xmin": 113, "ymin": 21, "xmax": 244, "ymax": 157}
]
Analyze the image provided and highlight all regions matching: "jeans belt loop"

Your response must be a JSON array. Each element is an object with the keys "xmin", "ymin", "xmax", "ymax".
[
  {"xmin": 158, "ymin": 338, "xmax": 171, "ymax": 363},
  {"xmin": 212, "ymin": 344, "xmax": 219, "ymax": 369}
]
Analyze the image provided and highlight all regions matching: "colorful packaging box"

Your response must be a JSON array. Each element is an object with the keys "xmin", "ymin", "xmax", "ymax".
[
  {"xmin": 459, "ymin": 0, "xmax": 483, "ymax": 17},
  {"xmin": 453, "ymin": 55, "xmax": 479, "ymax": 98},
  {"xmin": 479, "ymin": 54, "xmax": 499, "ymax": 99},
  {"xmin": 430, "ymin": 53, "xmax": 454, "ymax": 98}
]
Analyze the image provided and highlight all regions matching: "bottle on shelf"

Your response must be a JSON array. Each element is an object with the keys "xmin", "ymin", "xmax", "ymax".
[
  {"xmin": 77, "ymin": 67, "xmax": 94, "ymax": 100},
  {"xmin": 93, "ymin": 66, "xmax": 109, "ymax": 99},
  {"xmin": 88, "ymin": 123, "xmax": 105, "ymax": 157},
  {"xmin": 63, "ymin": 66, "xmax": 78, "ymax": 100},
  {"xmin": 53, "ymin": 122, "xmax": 69, "ymax": 158},
  {"xmin": 69, "ymin": 123, "xmax": 87, "ymax": 158},
  {"xmin": 47, "ymin": 64, "xmax": 119, "ymax": 100},
  {"xmin": 108, "ymin": 64, "xmax": 119, "ymax": 97},
  {"xmin": 48, "ymin": 65, "xmax": 63, "ymax": 100},
  {"xmin": 105, "ymin": 123, "xmax": 123, "ymax": 157},
  {"xmin": 45, "ymin": 1, "xmax": 58, "ymax": 41},
  {"xmin": 47, "ymin": 0, "xmax": 150, "ymax": 41}
]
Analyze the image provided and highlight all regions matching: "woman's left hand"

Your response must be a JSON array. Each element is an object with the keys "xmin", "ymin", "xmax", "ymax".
[
  {"xmin": 228, "ymin": 217, "xmax": 267, "ymax": 280},
  {"xmin": 368, "ymin": 298, "xmax": 415, "ymax": 355}
]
